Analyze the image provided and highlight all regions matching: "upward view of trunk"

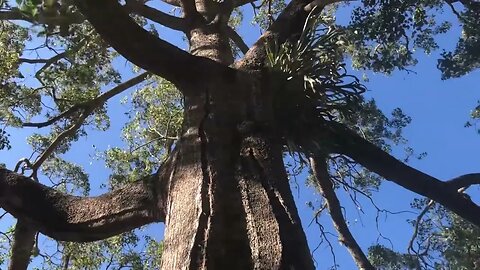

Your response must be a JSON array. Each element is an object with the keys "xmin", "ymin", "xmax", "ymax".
[
  {"xmin": 4, "ymin": 0, "xmax": 480, "ymax": 269},
  {"xmin": 160, "ymin": 22, "xmax": 314, "ymax": 268}
]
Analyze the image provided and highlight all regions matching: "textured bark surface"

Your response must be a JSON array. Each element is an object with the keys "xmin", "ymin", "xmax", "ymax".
[
  {"xmin": 160, "ymin": 71, "xmax": 314, "ymax": 269},
  {"xmin": 8, "ymin": 222, "xmax": 36, "ymax": 270}
]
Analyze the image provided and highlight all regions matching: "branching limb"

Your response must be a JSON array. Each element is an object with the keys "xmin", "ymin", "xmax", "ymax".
[
  {"xmin": 74, "ymin": 0, "xmax": 235, "ymax": 86},
  {"xmin": 305, "ymin": 119, "xmax": 480, "ymax": 227},
  {"xmin": 309, "ymin": 155, "xmax": 374, "ymax": 270},
  {"xmin": 0, "ymin": 150, "xmax": 177, "ymax": 242},
  {"xmin": 23, "ymin": 72, "xmax": 149, "ymax": 129},
  {"xmin": 447, "ymin": 173, "xmax": 480, "ymax": 190}
]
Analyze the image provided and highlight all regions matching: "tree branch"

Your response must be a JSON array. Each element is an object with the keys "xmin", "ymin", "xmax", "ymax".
[
  {"xmin": 8, "ymin": 222, "xmax": 36, "ymax": 270},
  {"xmin": 307, "ymin": 120, "xmax": 480, "ymax": 227},
  {"xmin": 23, "ymin": 72, "xmax": 149, "ymax": 128},
  {"xmin": 125, "ymin": 1, "xmax": 187, "ymax": 32},
  {"xmin": 0, "ymin": 150, "xmax": 177, "ymax": 242},
  {"xmin": 74, "ymin": 0, "xmax": 235, "ymax": 86},
  {"xmin": 447, "ymin": 173, "xmax": 480, "ymax": 190},
  {"xmin": 309, "ymin": 155, "xmax": 374, "ymax": 270},
  {"xmin": 226, "ymin": 26, "xmax": 249, "ymax": 54},
  {"xmin": 0, "ymin": 10, "xmax": 33, "ymax": 22}
]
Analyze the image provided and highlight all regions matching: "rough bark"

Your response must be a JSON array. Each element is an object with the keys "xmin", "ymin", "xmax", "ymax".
[
  {"xmin": 160, "ymin": 73, "xmax": 314, "ymax": 269},
  {"xmin": 309, "ymin": 156, "xmax": 374, "ymax": 270},
  {"xmin": 0, "ymin": 162, "xmax": 172, "ymax": 242},
  {"xmin": 8, "ymin": 222, "xmax": 36, "ymax": 270}
]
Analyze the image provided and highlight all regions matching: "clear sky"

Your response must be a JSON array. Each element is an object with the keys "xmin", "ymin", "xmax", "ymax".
[{"xmin": 1, "ymin": 2, "xmax": 480, "ymax": 269}]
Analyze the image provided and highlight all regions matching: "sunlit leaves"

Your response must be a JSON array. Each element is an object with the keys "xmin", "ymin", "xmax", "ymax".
[
  {"xmin": 345, "ymin": 0, "xmax": 456, "ymax": 74},
  {"xmin": 367, "ymin": 244, "xmax": 420, "ymax": 269},
  {"xmin": 103, "ymin": 76, "xmax": 182, "ymax": 187},
  {"xmin": 438, "ymin": 9, "xmax": 480, "ymax": 79}
]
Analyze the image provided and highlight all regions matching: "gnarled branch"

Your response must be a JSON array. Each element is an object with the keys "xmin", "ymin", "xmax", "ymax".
[
  {"xmin": 125, "ymin": 0, "xmax": 187, "ymax": 32},
  {"xmin": 309, "ymin": 155, "xmax": 374, "ymax": 270},
  {"xmin": 0, "ymin": 150, "xmax": 176, "ymax": 242},
  {"xmin": 226, "ymin": 26, "xmax": 249, "ymax": 54},
  {"xmin": 306, "ymin": 120, "xmax": 480, "ymax": 227}
]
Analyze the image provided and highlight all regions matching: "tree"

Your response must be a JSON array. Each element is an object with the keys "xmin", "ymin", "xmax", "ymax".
[{"xmin": 0, "ymin": 0, "xmax": 480, "ymax": 269}]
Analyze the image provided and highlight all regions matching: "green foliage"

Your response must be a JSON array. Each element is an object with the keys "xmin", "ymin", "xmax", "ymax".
[
  {"xmin": 438, "ymin": 9, "xmax": 480, "ymax": 79},
  {"xmin": 103, "ymin": 76, "xmax": 182, "ymax": 187},
  {"xmin": 368, "ymin": 244, "xmax": 420, "ymax": 269},
  {"xmin": 406, "ymin": 198, "xmax": 480, "ymax": 269}
]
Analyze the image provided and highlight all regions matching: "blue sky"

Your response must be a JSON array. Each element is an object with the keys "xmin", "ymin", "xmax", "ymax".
[{"xmin": 2, "ymin": 2, "xmax": 480, "ymax": 269}]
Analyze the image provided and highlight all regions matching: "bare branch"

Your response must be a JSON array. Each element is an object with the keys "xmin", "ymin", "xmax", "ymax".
[
  {"xmin": 125, "ymin": 1, "xmax": 187, "ymax": 32},
  {"xmin": 307, "ymin": 120, "xmax": 480, "ymax": 227},
  {"xmin": 234, "ymin": 0, "xmax": 257, "ymax": 7},
  {"xmin": 160, "ymin": 0, "xmax": 182, "ymax": 7},
  {"xmin": 309, "ymin": 156, "xmax": 374, "ymax": 270},
  {"xmin": 226, "ymin": 26, "xmax": 249, "ymax": 54},
  {"xmin": 31, "ymin": 112, "xmax": 89, "ymax": 174},
  {"xmin": 408, "ymin": 200, "xmax": 434, "ymax": 256},
  {"xmin": 23, "ymin": 72, "xmax": 149, "ymax": 128},
  {"xmin": 0, "ymin": 9, "xmax": 84, "ymax": 25},
  {"xmin": 74, "ymin": 0, "xmax": 235, "ymax": 86},
  {"xmin": 0, "ymin": 10, "xmax": 33, "ymax": 22},
  {"xmin": 0, "ymin": 151, "xmax": 177, "ymax": 242}
]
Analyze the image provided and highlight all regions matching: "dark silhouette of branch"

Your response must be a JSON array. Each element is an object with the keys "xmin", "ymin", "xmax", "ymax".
[
  {"xmin": 0, "ymin": 150, "xmax": 177, "ymax": 242},
  {"xmin": 234, "ymin": 0, "xmax": 258, "ymax": 7},
  {"xmin": 160, "ymin": 0, "xmax": 182, "ymax": 7},
  {"xmin": 23, "ymin": 72, "xmax": 149, "ymax": 129},
  {"xmin": 309, "ymin": 155, "xmax": 374, "ymax": 270},
  {"xmin": 226, "ymin": 26, "xmax": 249, "ymax": 54},
  {"xmin": 74, "ymin": 0, "xmax": 235, "ymax": 86},
  {"xmin": 125, "ymin": 0, "xmax": 187, "ymax": 32},
  {"xmin": 303, "ymin": 119, "xmax": 480, "ymax": 227},
  {"xmin": 447, "ymin": 173, "xmax": 480, "ymax": 190},
  {"xmin": 408, "ymin": 200, "xmax": 434, "ymax": 256}
]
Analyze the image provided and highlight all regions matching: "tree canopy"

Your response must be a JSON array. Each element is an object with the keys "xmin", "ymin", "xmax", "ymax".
[{"xmin": 0, "ymin": 0, "xmax": 479, "ymax": 269}]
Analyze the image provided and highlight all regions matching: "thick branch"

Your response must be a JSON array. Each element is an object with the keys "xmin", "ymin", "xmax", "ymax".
[
  {"xmin": 125, "ymin": 1, "xmax": 187, "ymax": 32},
  {"xmin": 311, "ymin": 120, "xmax": 480, "ymax": 227},
  {"xmin": 226, "ymin": 26, "xmax": 249, "ymax": 54},
  {"xmin": 309, "ymin": 156, "xmax": 374, "ymax": 270},
  {"xmin": 74, "ymin": 0, "xmax": 235, "ymax": 86},
  {"xmin": 447, "ymin": 173, "xmax": 480, "ymax": 190},
  {"xmin": 0, "ymin": 10, "xmax": 33, "ymax": 22},
  {"xmin": 0, "ymin": 160, "xmax": 174, "ymax": 241},
  {"xmin": 8, "ymin": 222, "xmax": 36, "ymax": 270}
]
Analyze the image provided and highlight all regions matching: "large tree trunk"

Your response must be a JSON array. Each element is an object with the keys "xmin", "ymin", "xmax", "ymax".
[{"xmin": 160, "ymin": 69, "xmax": 314, "ymax": 268}]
